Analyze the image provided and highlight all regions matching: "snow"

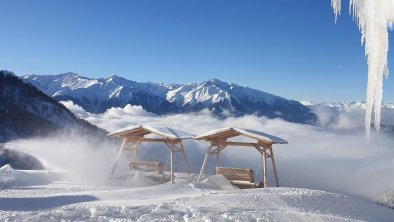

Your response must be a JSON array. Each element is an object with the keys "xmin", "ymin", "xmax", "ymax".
[
  {"xmin": 108, "ymin": 124, "xmax": 195, "ymax": 139},
  {"xmin": 1, "ymin": 170, "xmax": 394, "ymax": 221},
  {"xmin": 332, "ymin": 0, "xmax": 394, "ymax": 144},
  {"xmin": 376, "ymin": 191, "xmax": 394, "ymax": 209},
  {"xmin": 194, "ymin": 127, "xmax": 288, "ymax": 144},
  {"xmin": 23, "ymin": 73, "xmax": 294, "ymax": 113},
  {"xmin": 2, "ymin": 119, "xmax": 394, "ymax": 220},
  {"xmin": 0, "ymin": 164, "xmax": 57, "ymax": 187}
]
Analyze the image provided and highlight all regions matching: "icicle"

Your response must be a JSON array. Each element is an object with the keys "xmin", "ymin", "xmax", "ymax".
[
  {"xmin": 332, "ymin": 0, "xmax": 342, "ymax": 23},
  {"xmin": 331, "ymin": 0, "xmax": 394, "ymax": 145}
]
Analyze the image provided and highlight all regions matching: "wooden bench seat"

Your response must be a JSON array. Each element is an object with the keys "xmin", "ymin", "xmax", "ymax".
[
  {"xmin": 216, "ymin": 167, "xmax": 261, "ymax": 189},
  {"xmin": 129, "ymin": 161, "xmax": 164, "ymax": 175}
]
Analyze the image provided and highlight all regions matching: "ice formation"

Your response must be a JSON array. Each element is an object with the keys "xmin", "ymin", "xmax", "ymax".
[{"xmin": 332, "ymin": 0, "xmax": 394, "ymax": 144}]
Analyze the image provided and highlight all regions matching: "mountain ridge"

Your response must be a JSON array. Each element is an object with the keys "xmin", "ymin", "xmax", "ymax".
[
  {"xmin": 301, "ymin": 101, "xmax": 394, "ymax": 112},
  {"xmin": 23, "ymin": 73, "xmax": 317, "ymax": 124},
  {"xmin": 0, "ymin": 71, "xmax": 107, "ymax": 142}
]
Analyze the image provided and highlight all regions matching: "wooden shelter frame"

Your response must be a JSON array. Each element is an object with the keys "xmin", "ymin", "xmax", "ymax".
[
  {"xmin": 196, "ymin": 128, "xmax": 286, "ymax": 188},
  {"xmin": 109, "ymin": 127, "xmax": 191, "ymax": 184}
]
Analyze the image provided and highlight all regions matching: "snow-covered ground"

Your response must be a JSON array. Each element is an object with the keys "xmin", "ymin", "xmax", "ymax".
[{"xmin": 1, "ymin": 165, "xmax": 394, "ymax": 222}]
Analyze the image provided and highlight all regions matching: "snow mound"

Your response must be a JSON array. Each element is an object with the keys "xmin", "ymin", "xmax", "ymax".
[
  {"xmin": 109, "ymin": 171, "xmax": 169, "ymax": 188},
  {"xmin": 193, "ymin": 174, "xmax": 238, "ymax": 190},
  {"xmin": 0, "ymin": 164, "xmax": 53, "ymax": 187}
]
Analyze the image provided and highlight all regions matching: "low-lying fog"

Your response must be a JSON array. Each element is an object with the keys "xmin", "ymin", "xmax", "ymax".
[{"xmin": 7, "ymin": 101, "xmax": 394, "ymax": 202}]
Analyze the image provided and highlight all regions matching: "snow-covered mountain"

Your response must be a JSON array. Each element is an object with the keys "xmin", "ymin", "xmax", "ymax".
[
  {"xmin": 23, "ymin": 73, "xmax": 316, "ymax": 124},
  {"xmin": 0, "ymin": 71, "xmax": 106, "ymax": 142},
  {"xmin": 301, "ymin": 101, "xmax": 394, "ymax": 112}
]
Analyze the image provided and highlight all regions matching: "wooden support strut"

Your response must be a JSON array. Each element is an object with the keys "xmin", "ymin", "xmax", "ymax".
[
  {"xmin": 180, "ymin": 143, "xmax": 190, "ymax": 175},
  {"xmin": 269, "ymin": 145, "xmax": 280, "ymax": 187},
  {"xmin": 110, "ymin": 138, "xmax": 128, "ymax": 177},
  {"xmin": 170, "ymin": 142, "xmax": 174, "ymax": 183},
  {"xmin": 131, "ymin": 141, "xmax": 141, "ymax": 162},
  {"xmin": 197, "ymin": 144, "xmax": 212, "ymax": 182},
  {"xmin": 262, "ymin": 146, "xmax": 268, "ymax": 188},
  {"xmin": 214, "ymin": 144, "xmax": 226, "ymax": 168},
  {"xmin": 216, "ymin": 150, "xmax": 220, "ymax": 168},
  {"xmin": 163, "ymin": 140, "xmax": 176, "ymax": 183},
  {"xmin": 197, "ymin": 143, "xmax": 227, "ymax": 182}
]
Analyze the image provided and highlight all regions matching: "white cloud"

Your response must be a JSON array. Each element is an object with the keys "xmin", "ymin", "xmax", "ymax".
[
  {"xmin": 60, "ymin": 100, "xmax": 90, "ymax": 118},
  {"xmin": 8, "ymin": 104, "xmax": 394, "ymax": 201}
]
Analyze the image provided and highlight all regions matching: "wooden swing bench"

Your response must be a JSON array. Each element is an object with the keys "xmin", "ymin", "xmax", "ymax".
[
  {"xmin": 129, "ymin": 161, "xmax": 165, "ymax": 179},
  {"xmin": 216, "ymin": 167, "xmax": 262, "ymax": 189}
]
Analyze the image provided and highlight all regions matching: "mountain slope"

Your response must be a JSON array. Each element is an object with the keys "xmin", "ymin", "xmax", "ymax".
[
  {"xmin": 301, "ymin": 101, "xmax": 394, "ymax": 112},
  {"xmin": 0, "ymin": 71, "xmax": 106, "ymax": 142},
  {"xmin": 23, "ymin": 73, "xmax": 316, "ymax": 124}
]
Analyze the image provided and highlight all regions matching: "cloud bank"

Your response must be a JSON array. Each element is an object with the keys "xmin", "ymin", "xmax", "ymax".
[{"xmin": 11, "ymin": 101, "xmax": 394, "ymax": 202}]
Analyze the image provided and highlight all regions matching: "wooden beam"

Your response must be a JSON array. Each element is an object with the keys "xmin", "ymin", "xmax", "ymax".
[
  {"xmin": 212, "ymin": 141, "xmax": 260, "ymax": 147},
  {"xmin": 207, "ymin": 143, "xmax": 226, "ymax": 154},
  {"xmin": 216, "ymin": 149, "xmax": 221, "ymax": 168},
  {"xmin": 180, "ymin": 142, "xmax": 190, "ymax": 175},
  {"xmin": 197, "ymin": 130, "xmax": 240, "ymax": 141},
  {"xmin": 163, "ymin": 140, "xmax": 172, "ymax": 151},
  {"xmin": 114, "ymin": 128, "xmax": 150, "ymax": 138},
  {"xmin": 131, "ymin": 141, "xmax": 141, "ymax": 161},
  {"xmin": 126, "ymin": 138, "xmax": 161, "ymax": 143},
  {"xmin": 126, "ymin": 137, "xmax": 181, "ymax": 143},
  {"xmin": 110, "ymin": 138, "xmax": 127, "ymax": 177},
  {"xmin": 263, "ymin": 146, "xmax": 268, "ymax": 188},
  {"xmin": 197, "ymin": 144, "xmax": 212, "ymax": 182},
  {"xmin": 253, "ymin": 145, "xmax": 264, "ymax": 155},
  {"xmin": 170, "ymin": 143, "xmax": 174, "ymax": 183},
  {"xmin": 269, "ymin": 146, "xmax": 280, "ymax": 187}
]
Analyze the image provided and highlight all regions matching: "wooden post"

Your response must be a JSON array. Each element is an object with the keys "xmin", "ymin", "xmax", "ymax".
[
  {"xmin": 262, "ymin": 145, "xmax": 268, "ymax": 188},
  {"xmin": 180, "ymin": 142, "xmax": 190, "ymax": 175},
  {"xmin": 110, "ymin": 139, "xmax": 127, "ymax": 177},
  {"xmin": 197, "ymin": 144, "xmax": 212, "ymax": 183},
  {"xmin": 131, "ymin": 143, "xmax": 137, "ymax": 161},
  {"xmin": 215, "ymin": 147, "xmax": 220, "ymax": 168},
  {"xmin": 269, "ymin": 145, "xmax": 280, "ymax": 187},
  {"xmin": 170, "ymin": 142, "xmax": 174, "ymax": 183}
]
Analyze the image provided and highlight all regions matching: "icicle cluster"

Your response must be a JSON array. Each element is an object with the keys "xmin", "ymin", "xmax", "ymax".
[
  {"xmin": 332, "ymin": 0, "xmax": 394, "ymax": 144},
  {"xmin": 331, "ymin": 0, "xmax": 342, "ymax": 23}
]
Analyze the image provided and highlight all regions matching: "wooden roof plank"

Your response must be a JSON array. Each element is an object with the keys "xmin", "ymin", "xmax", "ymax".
[
  {"xmin": 194, "ymin": 127, "xmax": 287, "ymax": 144},
  {"xmin": 108, "ymin": 124, "xmax": 194, "ymax": 140}
]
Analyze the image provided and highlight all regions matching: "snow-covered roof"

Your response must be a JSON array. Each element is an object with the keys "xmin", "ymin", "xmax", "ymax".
[
  {"xmin": 194, "ymin": 127, "xmax": 288, "ymax": 144},
  {"xmin": 108, "ymin": 125, "xmax": 194, "ymax": 140}
]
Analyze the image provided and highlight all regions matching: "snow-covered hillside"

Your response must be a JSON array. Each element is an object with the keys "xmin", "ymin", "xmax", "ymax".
[
  {"xmin": 1, "ymin": 169, "xmax": 394, "ymax": 221},
  {"xmin": 0, "ymin": 71, "xmax": 106, "ymax": 142},
  {"xmin": 23, "ymin": 73, "xmax": 316, "ymax": 124}
]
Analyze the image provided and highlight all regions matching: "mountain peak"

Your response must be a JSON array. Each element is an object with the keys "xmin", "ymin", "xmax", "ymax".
[
  {"xmin": 23, "ymin": 73, "xmax": 317, "ymax": 123},
  {"xmin": 58, "ymin": 72, "xmax": 80, "ymax": 77},
  {"xmin": 207, "ymin": 78, "xmax": 227, "ymax": 84},
  {"xmin": 202, "ymin": 78, "xmax": 230, "ymax": 89},
  {"xmin": 108, "ymin": 74, "xmax": 121, "ymax": 79},
  {"xmin": 104, "ymin": 75, "xmax": 130, "ymax": 85}
]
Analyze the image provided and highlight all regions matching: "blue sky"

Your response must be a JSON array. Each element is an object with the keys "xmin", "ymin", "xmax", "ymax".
[{"xmin": 1, "ymin": 0, "xmax": 393, "ymax": 102}]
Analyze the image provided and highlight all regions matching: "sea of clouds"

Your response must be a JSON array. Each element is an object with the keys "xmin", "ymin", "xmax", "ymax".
[{"xmin": 9, "ymin": 101, "xmax": 394, "ymax": 204}]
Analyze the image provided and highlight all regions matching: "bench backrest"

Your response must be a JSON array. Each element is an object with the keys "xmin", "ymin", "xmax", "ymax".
[
  {"xmin": 129, "ymin": 161, "xmax": 164, "ymax": 174},
  {"xmin": 216, "ymin": 167, "xmax": 254, "ymax": 183}
]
